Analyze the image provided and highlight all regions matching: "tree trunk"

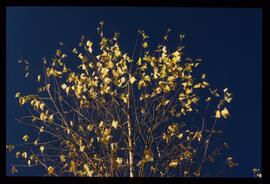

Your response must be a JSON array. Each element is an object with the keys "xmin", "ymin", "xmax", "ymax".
[{"xmin": 127, "ymin": 83, "xmax": 134, "ymax": 177}]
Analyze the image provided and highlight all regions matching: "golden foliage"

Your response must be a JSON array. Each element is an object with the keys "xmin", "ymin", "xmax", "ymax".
[{"xmin": 9, "ymin": 22, "xmax": 235, "ymax": 177}]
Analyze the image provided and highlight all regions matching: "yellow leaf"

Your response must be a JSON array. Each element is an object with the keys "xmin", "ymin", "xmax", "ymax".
[
  {"xmin": 114, "ymin": 49, "xmax": 121, "ymax": 57},
  {"xmin": 129, "ymin": 76, "xmax": 136, "ymax": 84},
  {"xmin": 87, "ymin": 124, "xmax": 94, "ymax": 131},
  {"xmin": 142, "ymin": 42, "xmax": 148, "ymax": 48},
  {"xmin": 19, "ymin": 97, "xmax": 27, "ymax": 105},
  {"xmin": 138, "ymin": 80, "xmax": 146, "ymax": 89},
  {"xmin": 69, "ymin": 160, "xmax": 76, "ymax": 173},
  {"xmin": 172, "ymin": 50, "xmax": 181, "ymax": 62},
  {"xmin": 60, "ymin": 155, "xmax": 66, "ymax": 162},
  {"xmin": 78, "ymin": 53, "xmax": 84, "ymax": 60},
  {"xmin": 205, "ymin": 97, "xmax": 211, "ymax": 102},
  {"xmin": 164, "ymin": 85, "xmax": 171, "ymax": 92},
  {"xmin": 104, "ymin": 77, "xmax": 111, "ymax": 84},
  {"xmin": 80, "ymin": 145, "xmax": 85, "ymax": 152},
  {"xmin": 121, "ymin": 93, "xmax": 128, "ymax": 103},
  {"xmin": 22, "ymin": 152, "xmax": 27, "ymax": 159},
  {"xmin": 201, "ymin": 73, "xmax": 206, "ymax": 79},
  {"xmin": 40, "ymin": 146, "xmax": 45, "ymax": 153},
  {"xmin": 177, "ymin": 133, "xmax": 183, "ymax": 139},
  {"xmin": 194, "ymin": 169, "xmax": 201, "ymax": 177},
  {"xmin": 215, "ymin": 110, "xmax": 221, "ymax": 119},
  {"xmin": 22, "ymin": 135, "xmax": 29, "ymax": 142},
  {"xmin": 155, "ymin": 87, "xmax": 162, "ymax": 94},
  {"xmin": 39, "ymin": 103, "xmax": 45, "ymax": 111},
  {"xmin": 40, "ymin": 112, "xmax": 47, "ymax": 121},
  {"xmin": 144, "ymin": 75, "xmax": 151, "ymax": 82},
  {"xmin": 61, "ymin": 83, "xmax": 67, "ymax": 90},
  {"xmin": 47, "ymin": 166, "xmax": 54, "ymax": 174},
  {"xmin": 107, "ymin": 61, "xmax": 114, "ymax": 68},
  {"xmin": 201, "ymin": 81, "xmax": 209, "ymax": 88},
  {"xmin": 100, "ymin": 68, "xmax": 109, "ymax": 78},
  {"xmin": 16, "ymin": 151, "xmax": 20, "ymax": 158},
  {"xmin": 185, "ymin": 88, "xmax": 192, "ymax": 94},
  {"xmin": 34, "ymin": 139, "xmax": 38, "ymax": 145},
  {"xmin": 37, "ymin": 75, "xmax": 41, "ymax": 82},
  {"xmin": 86, "ymin": 40, "xmax": 93, "ymax": 53},
  {"xmin": 112, "ymin": 120, "xmax": 118, "ymax": 129},
  {"xmin": 161, "ymin": 99, "xmax": 170, "ymax": 106},
  {"xmin": 143, "ymin": 149, "xmax": 153, "ymax": 162},
  {"xmin": 15, "ymin": 92, "xmax": 21, "ymax": 98},
  {"xmin": 196, "ymin": 131, "xmax": 202, "ymax": 142},
  {"xmin": 48, "ymin": 114, "xmax": 54, "ymax": 123},
  {"xmin": 11, "ymin": 166, "xmax": 18, "ymax": 175},
  {"xmin": 65, "ymin": 86, "xmax": 70, "ymax": 94},
  {"xmin": 120, "ymin": 76, "xmax": 126, "ymax": 84},
  {"xmin": 221, "ymin": 107, "xmax": 230, "ymax": 119},
  {"xmin": 137, "ymin": 58, "xmax": 142, "ymax": 65},
  {"xmin": 99, "ymin": 121, "xmax": 104, "ymax": 128},
  {"xmin": 193, "ymin": 83, "xmax": 201, "ymax": 89},
  {"xmin": 116, "ymin": 157, "xmax": 123, "ymax": 165},
  {"xmin": 169, "ymin": 159, "xmax": 179, "ymax": 167}
]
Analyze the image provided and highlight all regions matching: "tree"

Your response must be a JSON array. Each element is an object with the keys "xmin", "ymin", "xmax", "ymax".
[{"xmin": 7, "ymin": 21, "xmax": 236, "ymax": 177}]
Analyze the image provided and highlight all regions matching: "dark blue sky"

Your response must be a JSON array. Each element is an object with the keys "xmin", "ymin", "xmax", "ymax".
[{"xmin": 6, "ymin": 7, "xmax": 262, "ymax": 177}]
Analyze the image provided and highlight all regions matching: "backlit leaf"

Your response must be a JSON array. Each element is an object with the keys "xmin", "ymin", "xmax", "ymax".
[
  {"xmin": 112, "ymin": 120, "xmax": 118, "ymax": 129},
  {"xmin": 221, "ymin": 107, "xmax": 230, "ymax": 119},
  {"xmin": 22, "ymin": 135, "xmax": 29, "ymax": 142}
]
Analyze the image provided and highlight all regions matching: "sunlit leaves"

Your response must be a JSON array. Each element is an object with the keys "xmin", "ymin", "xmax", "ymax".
[
  {"xmin": 40, "ymin": 112, "xmax": 47, "ymax": 121},
  {"xmin": 112, "ymin": 120, "xmax": 118, "ymax": 129},
  {"xmin": 121, "ymin": 93, "xmax": 128, "ymax": 104},
  {"xmin": 99, "ymin": 127, "xmax": 112, "ymax": 145},
  {"xmin": 11, "ymin": 166, "xmax": 18, "ymax": 175},
  {"xmin": 40, "ymin": 146, "xmax": 45, "ymax": 153},
  {"xmin": 252, "ymin": 168, "xmax": 262, "ymax": 178},
  {"xmin": 46, "ymin": 68, "xmax": 62, "ymax": 78},
  {"xmin": 69, "ymin": 160, "xmax": 77, "ymax": 174},
  {"xmin": 226, "ymin": 157, "xmax": 238, "ymax": 168},
  {"xmin": 80, "ymin": 145, "xmax": 85, "ymax": 152},
  {"xmin": 15, "ymin": 92, "xmax": 21, "ymax": 98},
  {"xmin": 21, "ymin": 152, "xmax": 27, "ymax": 159},
  {"xmin": 162, "ymin": 124, "xmax": 179, "ymax": 143},
  {"xmin": 194, "ymin": 169, "xmax": 201, "ymax": 177},
  {"xmin": 216, "ymin": 107, "xmax": 230, "ymax": 119},
  {"xmin": 60, "ymin": 155, "xmax": 66, "ymax": 162},
  {"xmin": 115, "ymin": 157, "xmax": 123, "ymax": 166},
  {"xmin": 138, "ymin": 80, "xmax": 146, "ymax": 89},
  {"xmin": 10, "ymin": 24, "xmax": 234, "ymax": 177},
  {"xmin": 193, "ymin": 131, "xmax": 202, "ymax": 142},
  {"xmin": 215, "ymin": 110, "xmax": 221, "ymax": 119},
  {"xmin": 86, "ymin": 40, "xmax": 93, "ymax": 53},
  {"xmin": 224, "ymin": 88, "xmax": 233, "ymax": 103},
  {"xmin": 142, "ymin": 42, "xmax": 148, "ymax": 48},
  {"xmin": 129, "ymin": 76, "xmax": 136, "ymax": 84},
  {"xmin": 138, "ymin": 149, "xmax": 153, "ymax": 166},
  {"xmin": 16, "ymin": 151, "xmax": 20, "ymax": 158},
  {"xmin": 47, "ymin": 166, "xmax": 55, "ymax": 175},
  {"xmin": 221, "ymin": 107, "xmax": 230, "ymax": 119},
  {"xmin": 22, "ymin": 135, "xmax": 29, "ymax": 142},
  {"xmin": 19, "ymin": 96, "xmax": 29, "ymax": 105},
  {"xmin": 87, "ymin": 124, "xmax": 94, "ymax": 131},
  {"xmin": 6, "ymin": 144, "xmax": 14, "ymax": 152},
  {"xmin": 61, "ymin": 83, "xmax": 67, "ymax": 90},
  {"xmin": 169, "ymin": 159, "xmax": 179, "ymax": 167}
]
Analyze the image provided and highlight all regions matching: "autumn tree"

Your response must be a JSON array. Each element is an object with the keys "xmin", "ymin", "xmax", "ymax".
[{"xmin": 7, "ymin": 22, "xmax": 236, "ymax": 177}]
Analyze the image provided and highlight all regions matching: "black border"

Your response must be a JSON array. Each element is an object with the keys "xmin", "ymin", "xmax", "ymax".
[{"xmin": 0, "ymin": 0, "xmax": 267, "ymax": 184}]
